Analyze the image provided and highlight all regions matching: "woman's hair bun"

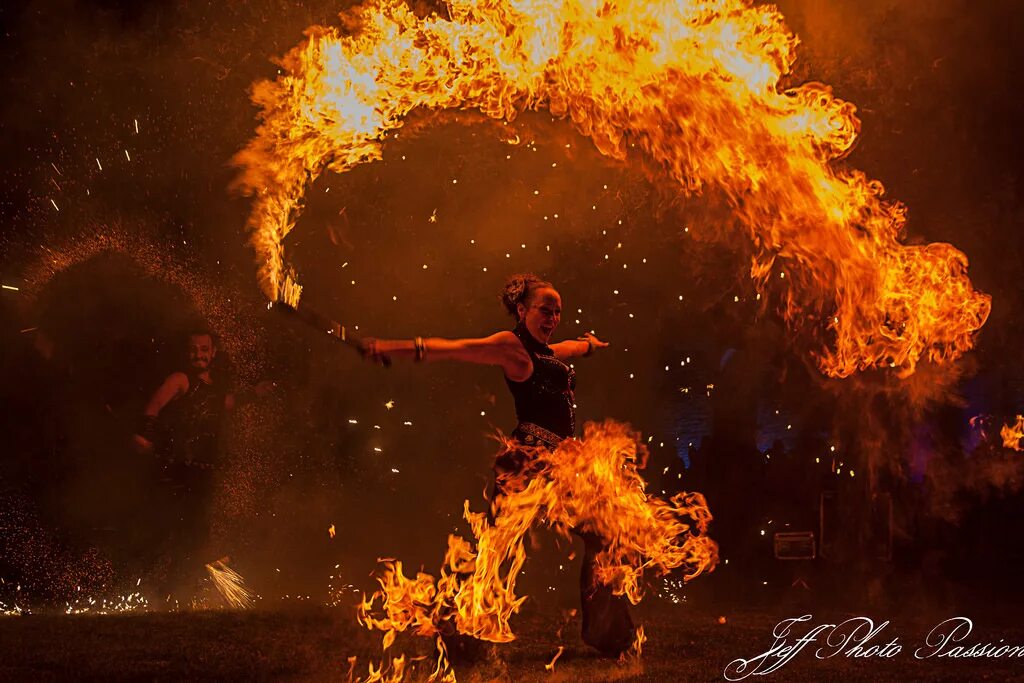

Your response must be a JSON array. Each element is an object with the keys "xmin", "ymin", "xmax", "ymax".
[{"xmin": 501, "ymin": 273, "xmax": 552, "ymax": 319}]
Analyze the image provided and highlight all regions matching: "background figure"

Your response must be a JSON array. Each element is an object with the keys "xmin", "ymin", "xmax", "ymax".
[{"xmin": 133, "ymin": 328, "xmax": 271, "ymax": 601}]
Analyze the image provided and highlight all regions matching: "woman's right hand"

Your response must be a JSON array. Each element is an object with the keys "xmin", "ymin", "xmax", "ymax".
[
  {"xmin": 358, "ymin": 337, "xmax": 389, "ymax": 365},
  {"xmin": 131, "ymin": 433, "xmax": 154, "ymax": 456}
]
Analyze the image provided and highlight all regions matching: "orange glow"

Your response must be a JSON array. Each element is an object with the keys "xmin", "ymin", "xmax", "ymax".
[
  {"xmin": 353, "ymin": 420, "xmax": 716, "ymax": 680},
  {"xmin": 544, "ymin": 646, "xmax": 564, "ymax": 672},
  {"xmin": 1001, "ymin": 415, "xmax": 1024, "ymax": 452},
  {"xmin": 236, "ymin": 0, "xmax": 989, "ymax": 376}
]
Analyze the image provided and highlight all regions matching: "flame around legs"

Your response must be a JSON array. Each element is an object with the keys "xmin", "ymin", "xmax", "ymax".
[{"xmin": 354, "ymin": 420, "xmax": 717, "ymax": 680}]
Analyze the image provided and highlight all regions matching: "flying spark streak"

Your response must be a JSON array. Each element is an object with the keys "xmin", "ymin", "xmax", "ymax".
[{"xmin": 205, "ymin": 560, "xmax": 255, "ymax": 609}]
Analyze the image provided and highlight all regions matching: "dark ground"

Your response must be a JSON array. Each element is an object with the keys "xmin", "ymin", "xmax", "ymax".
[{"xmin": 2, "ymin": 604, "xmax": 1023, "ymax": 682}]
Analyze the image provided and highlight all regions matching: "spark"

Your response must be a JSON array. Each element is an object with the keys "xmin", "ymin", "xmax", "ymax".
[{"xmin": 205, "ymin": 560, "xmax": 255, "ymax": 609}]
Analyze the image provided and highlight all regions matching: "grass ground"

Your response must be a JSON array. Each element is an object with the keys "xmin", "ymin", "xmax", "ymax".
[{"xmin": 1, "ymin": 603, "xmax": 1022, "ymax": 681}]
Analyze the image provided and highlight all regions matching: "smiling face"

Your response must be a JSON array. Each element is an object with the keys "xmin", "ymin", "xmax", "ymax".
[
  {"xmin": 517, "ymin": 286, "xmax": 562, "ymax": 344},
  {"xmin": 187, "ymin": 333, "xmax": 216, "ymax": 372}
]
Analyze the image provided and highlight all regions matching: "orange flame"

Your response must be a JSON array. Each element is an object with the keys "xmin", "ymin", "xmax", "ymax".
[
  {"xmin": 354, "ymin": 420, "xmax": 716, "ymax": 680},
  {"xmin": 627, "ymin": 625, "xmax": 647, "ymax": 659},
  {"xmin": 236, "ymin": 0, "xmax": 989, "ymax": 375},
  {"xmin": 544, "ymin": 645, "xmax": 564, "ymax": 672},
  {"xmin": 1001, "ymin": 415, "xmax": 1024, "ymax": 452}
]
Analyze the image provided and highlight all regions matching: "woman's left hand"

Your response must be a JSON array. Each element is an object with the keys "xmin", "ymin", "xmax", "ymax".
[{"xmin": 578, "ymin": 332, "xmax": 609, "ymax": 354}]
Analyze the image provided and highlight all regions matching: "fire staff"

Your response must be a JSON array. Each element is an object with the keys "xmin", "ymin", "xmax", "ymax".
[{"xmin": 360, "ymin": 273, "xmax": 635, "ymax": 657}]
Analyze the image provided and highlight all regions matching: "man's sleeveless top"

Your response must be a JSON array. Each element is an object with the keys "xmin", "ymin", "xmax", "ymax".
[
  {"xmin": 505, "ymin": 322, "xmax": 576, "ymax": 444},
  {"xmin": 167, "ymin": 375, "xmax": 225, "ymax": 466}
]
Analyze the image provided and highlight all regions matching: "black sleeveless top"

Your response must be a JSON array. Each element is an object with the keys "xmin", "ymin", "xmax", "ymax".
[
  {"xmin": 165, "ymin": 375, "xmax": 226, "ymax": 466},
  {"xmin": 505, "ymin": 322, "xmax": 576, "ymax": 439}
]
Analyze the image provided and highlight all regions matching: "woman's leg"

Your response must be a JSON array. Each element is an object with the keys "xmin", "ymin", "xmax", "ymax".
[{"xmin": 578, "ymin": 531, "xmax": 636, "ymax": 656}]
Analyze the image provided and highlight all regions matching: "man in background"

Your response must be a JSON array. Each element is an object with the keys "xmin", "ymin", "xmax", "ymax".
[{"xmin": 133, "ymin": 328, "xmax": 272, "ymax": 602}]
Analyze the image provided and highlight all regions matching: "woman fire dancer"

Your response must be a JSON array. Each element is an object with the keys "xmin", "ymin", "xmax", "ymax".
[{"xmin": 360, "ymin": 273, "xmax": 635, "ymax": 657}]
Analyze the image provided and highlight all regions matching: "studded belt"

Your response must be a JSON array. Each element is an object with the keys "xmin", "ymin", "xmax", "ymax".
[{"xmin": 513, "ymin": 422, "xmax": 565, "ymax": 449}]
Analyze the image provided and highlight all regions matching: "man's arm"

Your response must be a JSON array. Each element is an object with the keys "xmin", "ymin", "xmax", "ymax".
[
  {"xmin": 132, "ymin": 372, "xmax": 189, "ymax": 454},
  {"xmin": 225, "ymin": 380, "xmax": 277, "ymax": 411}
]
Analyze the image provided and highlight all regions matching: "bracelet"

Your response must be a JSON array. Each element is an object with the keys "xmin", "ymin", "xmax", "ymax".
[
  {"xmin": 414, "ymin": 336, "xmax": 426, "ymax": 362},
  {"xmin": 138, "ymin": 415, "xmax": 157, "ymax": 442},
  {"xmin": 581, "ymin": 338, "xmax": 594, "ymax": 357}
]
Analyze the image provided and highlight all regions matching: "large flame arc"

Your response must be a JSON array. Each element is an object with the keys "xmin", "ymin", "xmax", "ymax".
[{"xmin": 234, "ymin": 0, "xmax": 990, "ymax": 378}]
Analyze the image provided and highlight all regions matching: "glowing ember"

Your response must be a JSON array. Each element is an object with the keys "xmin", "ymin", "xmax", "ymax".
[
  {"xmin": 205, "ymin": 560, "xmax": 256, "ymax": 609},
  {"xmin": 236, "ymin": 0, "xmax": 989, "ymax": 376},
  {"xmin": 354, "ymin": 421, "xmax": 716, "ymax": 680},
  {"xmin": 1001, "ymin": 415, "xmax": 1024, "ymax": 452}
]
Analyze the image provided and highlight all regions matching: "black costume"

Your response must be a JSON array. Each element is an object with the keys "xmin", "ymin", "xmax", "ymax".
[
  {"xmin": 496, "ymin": 322, "xmax": 635, "ymax": 656},
  {"xmin": 155, "ymin": 374, "xmax": 225, "ymax": 594}
]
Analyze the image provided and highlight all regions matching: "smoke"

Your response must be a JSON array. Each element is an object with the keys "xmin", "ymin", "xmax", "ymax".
[{"xmin": 1, "ymin": 0, "xmax": 1023, "ymax": 610}]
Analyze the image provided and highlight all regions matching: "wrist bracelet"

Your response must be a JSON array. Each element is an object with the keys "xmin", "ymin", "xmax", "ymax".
[
  {"xmin": 582, "ymin": 339, "xmax": 594, "ymax": 357},
  {"xmin": 138, "ymin": 415, "xmax": 157, "ymax": 442},
  {"xmin": 414, "ymin": 336, "xmax": 426, "ymax": 362}
]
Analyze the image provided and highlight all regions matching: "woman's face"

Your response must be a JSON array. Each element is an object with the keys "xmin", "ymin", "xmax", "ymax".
[{"xmin": 518, "ymin": 287, "xmax": 562, "ymax": 344}]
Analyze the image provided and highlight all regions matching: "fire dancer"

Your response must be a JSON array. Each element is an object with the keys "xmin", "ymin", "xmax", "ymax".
[
  {"xmin": 131, "ymin": 329, "xmax": 272, "ymax": 599},
  {"xmin": 360, "ymin": 273, "xmax": 636, "ymax": 656}
]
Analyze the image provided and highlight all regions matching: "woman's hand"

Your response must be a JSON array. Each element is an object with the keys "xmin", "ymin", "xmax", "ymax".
[
  {"xmin": 131, "ymin": 433, "xmax": 154, "ymax": 456},
  {"xmin": 578, "ymin": 332, "xmax": 609, "ymax": 355},
  {"xmin": 358, "ymin": 337, "xmax": 389, "ymax": 365}
]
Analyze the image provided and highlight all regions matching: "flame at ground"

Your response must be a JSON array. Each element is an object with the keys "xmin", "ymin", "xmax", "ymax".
[
  {"xmin": 235, "ymin": 0, "xmax": 990, "ymax": 376},
  {"xmin": 1002, "ymin": 415, "xmax": 1024, "ymax": 452},
  {"xmin": 354, "ymin": 421, "xmax": 717, "ymax": 681}
]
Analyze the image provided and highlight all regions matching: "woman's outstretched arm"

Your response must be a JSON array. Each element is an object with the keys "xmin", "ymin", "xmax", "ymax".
[
  {"xmin": 361, "ymin": 331, "xmax": 532, "ymax": 379},
  {"xmin": 550, "ymin": 332, "xmax": 609, "ymax": 361}
]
